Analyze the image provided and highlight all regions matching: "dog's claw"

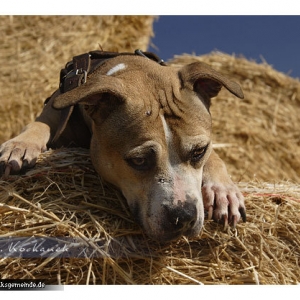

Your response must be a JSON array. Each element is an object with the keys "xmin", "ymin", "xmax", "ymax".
[
  {"xmin": 4, "ymin": 164, "xmax": 12, "ymax": 179},
  {"xmin": 222, "ymin": 214, "xmax": 229, "ymax": 230},
  {"xmin": 231, "ymin": 215, "xmax": 238, "ymax": 229},
  {"xmin": 0, "ymin": 162, "xmax": 4, "ymax": 176},
  {"xmin": 239, "ymin": 207, "xmax": 247, "ymax": 222}
]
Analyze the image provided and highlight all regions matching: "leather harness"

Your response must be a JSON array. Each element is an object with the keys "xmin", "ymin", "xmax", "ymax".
[{"xmin": 48, "ymin": 49, "xmax": 166, "ymax": 143}]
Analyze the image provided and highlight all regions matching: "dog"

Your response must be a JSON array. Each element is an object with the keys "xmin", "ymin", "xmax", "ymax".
[{"xmin": 0, "ymin": 50, "xmax": 246, "ymax": 242}]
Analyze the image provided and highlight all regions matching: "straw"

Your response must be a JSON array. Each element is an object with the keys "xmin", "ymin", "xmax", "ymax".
[{"xmin": 0, "ymin": 16, "xmax": 299, "ymax": 285}]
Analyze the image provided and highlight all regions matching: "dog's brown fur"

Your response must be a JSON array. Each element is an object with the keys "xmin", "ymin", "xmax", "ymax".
[{"xmin": 0, "ymin": 54, "xmax": 246, "ymax": 242}]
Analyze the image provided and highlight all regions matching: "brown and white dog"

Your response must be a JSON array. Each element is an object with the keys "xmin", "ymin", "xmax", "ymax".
[{"xmin": 0, "ymin": 50, "xmax": 246, "ymax": 242}]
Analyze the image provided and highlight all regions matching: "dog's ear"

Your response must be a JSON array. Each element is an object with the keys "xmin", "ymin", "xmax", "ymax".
[
  {"xmin": 179, "ymin": 61, "xmax": 244, "ymax": 109},
  {"xmin": 53, "ymin": 75, "xmax": 125, "ymax": 109},
  {"xmin": 53, "ymin": 75, "xmax": 126, "ymax": 120}
]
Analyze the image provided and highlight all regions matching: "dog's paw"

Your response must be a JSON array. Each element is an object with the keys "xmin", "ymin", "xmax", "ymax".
[
  {"xmin": 202, "ymin": 179, "xmax": 246, "ymax": 228},
  {"xmin": 0, "ymin": 137, "xmax": 46, "ymax": 177}
]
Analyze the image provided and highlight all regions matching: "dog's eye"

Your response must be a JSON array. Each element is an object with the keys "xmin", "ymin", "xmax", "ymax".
[
  {"xmin": 191, "ymin": 145, "xmax": 208, "ymax": 163},
  {"xmin": 126, "ymin": 157, "xmax": 151, "ymax": 171},
  {"xmin": 125, "ymin": 146, "xmax": 156, "ymax": 171},
  {"xmin": 131, "ymin": 157, "xmax": 146, "ymax": 166}
]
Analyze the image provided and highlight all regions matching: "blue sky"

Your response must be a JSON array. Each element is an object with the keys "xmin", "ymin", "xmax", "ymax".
[
  {"xmin": 2, "ymin": 2, "xmax": 300, "ymax": 79},
  {"xmin": 150, "ymin": 16, "xmax": 300, "ymax": 78}
]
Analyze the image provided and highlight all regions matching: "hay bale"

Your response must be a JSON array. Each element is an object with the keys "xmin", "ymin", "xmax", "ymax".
[
  {"xmin": 0, "ymin": 148, "xmax": 299, "ymax": 284},
  {"xmin": 0, "ymin": 15, "xmax": 155, "ymax": 143},
  {"xmin": 1, "ymin": 16, "xmax": 300, "ymax": 285}
]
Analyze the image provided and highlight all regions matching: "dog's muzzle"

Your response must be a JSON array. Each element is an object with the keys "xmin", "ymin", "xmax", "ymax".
[
  {"xmin": 130, "ymin": 195, "xmax": 203, "ymax": 243},
  {"xmin": 162, "ymin": 200, "xmax": 197, "ymax": 233}
]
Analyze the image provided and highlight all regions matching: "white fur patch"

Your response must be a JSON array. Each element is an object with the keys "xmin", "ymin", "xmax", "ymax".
[
  {"xmin": 106, "ymin": 63, "xmax": 126, "ymax": 76},
  {"xmin": 160, "ymin": 113, "xmax": 173, "ymax": 147}
]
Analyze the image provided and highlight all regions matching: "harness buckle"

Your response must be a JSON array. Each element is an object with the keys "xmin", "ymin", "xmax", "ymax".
[
  {"xmin": 59, "ymin": 68, "xmax": 87, "ymax": 93},
  {"xmin": 76, "ymin": 68, "xmax": 88, "ymax": 85}
]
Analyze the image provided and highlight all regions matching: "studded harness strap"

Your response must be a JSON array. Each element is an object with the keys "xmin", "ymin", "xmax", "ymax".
[{"xmin": 49, "ymin": 49, "xmax": 166, "ymax": 143}]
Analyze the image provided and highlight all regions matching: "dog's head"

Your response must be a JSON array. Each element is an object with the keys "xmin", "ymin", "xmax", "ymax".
[{"xmin": 54, "ymin": 55, "xmax": 243, "ymax": 242}]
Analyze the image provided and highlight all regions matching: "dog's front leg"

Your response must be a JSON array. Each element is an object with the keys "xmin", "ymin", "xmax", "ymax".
[
  {"xmin": 0, "ymin": 91, "xmax": 61, "ymax": 176},
  {"xmin": 202, "ymin": 149, "xmax": 246, "ymax": 228}
]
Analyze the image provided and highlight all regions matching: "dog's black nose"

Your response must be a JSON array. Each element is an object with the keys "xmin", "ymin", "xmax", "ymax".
[{"xmin": 162, "ymin": 201, "xmax": 197, "ymax": 231}]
